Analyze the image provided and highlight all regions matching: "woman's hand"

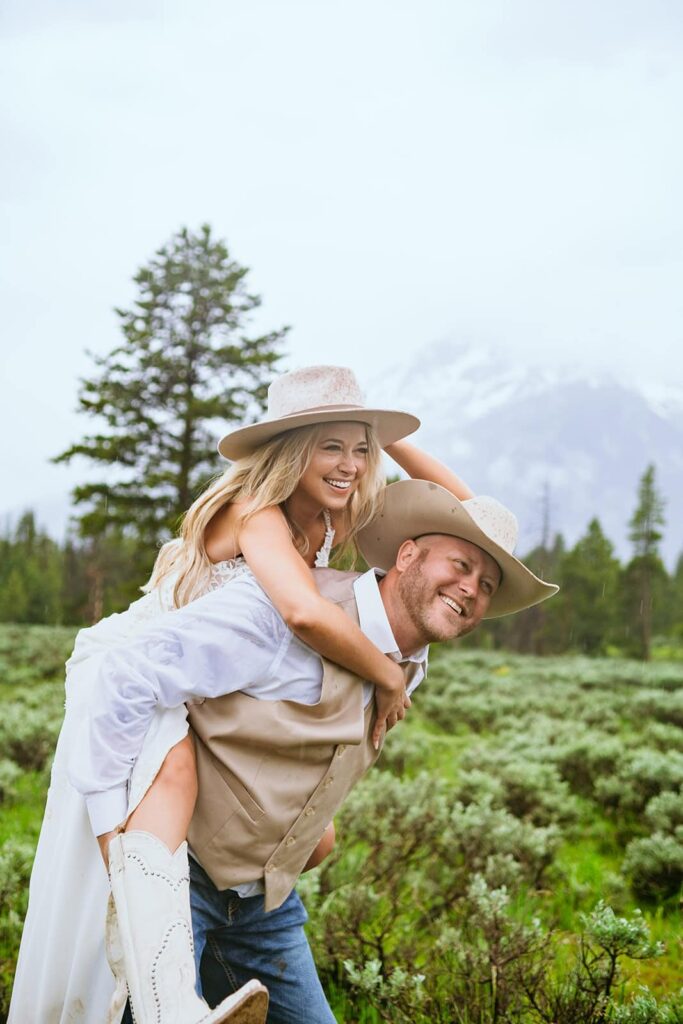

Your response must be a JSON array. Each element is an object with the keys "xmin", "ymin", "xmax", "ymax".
[{"xmin": 373, "ymin": 660, "xmax": 411, "ymax": 749}]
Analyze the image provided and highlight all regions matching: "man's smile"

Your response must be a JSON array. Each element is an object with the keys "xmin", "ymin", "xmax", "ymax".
[{"xmin": 438, "ymin": 591, "xmax": 466, "ymax": 616}]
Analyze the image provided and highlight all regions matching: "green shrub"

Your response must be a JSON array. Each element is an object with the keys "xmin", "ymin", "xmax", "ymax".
[
  {"xmin": 611, "ymin": 988, "xmax": 683, "ymax": 1023},
  {"xmin": 633, "ymin": 690, "xmax": 683, "ymax": 729},
  {"xmin": 0, "ymin": 696, "xmax": 62, "ymax": 771},
  {"xmin": 336, "ymin": 898, "xmax": 667, "ymax": 1024},
  {"xmin": 0, "ymin": 838, "xmax": 36, "ymax": 1019},
  {"xmin": 457, "ymin": 759, "xmax": 579, "ymax": 827},
  {"xmin": 595, "ymin": 751, "xmax": 683, "ymax": 815},
  {"xmin": 0, "ymin": 759, "xmax": 21, "ymax": 803},
  {"xmin": 641, "ymin": 722, "xmax": 683, "ymax": 754},
  {"xmin": 0, "ymin": 625, "xmax": 74, "ymax": 689},
  {"xmin": 623, "ymin": 832, "xmax": 683, "ymax": 902},
  {"xmin": 644, "ymin": 791, "xmax": 683, "ymax": 834}
]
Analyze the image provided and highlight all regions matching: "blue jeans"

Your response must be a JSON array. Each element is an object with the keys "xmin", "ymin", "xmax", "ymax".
[{"xmin": 190, "ymin": 856, "xmax": 337, "ymax": 1024}]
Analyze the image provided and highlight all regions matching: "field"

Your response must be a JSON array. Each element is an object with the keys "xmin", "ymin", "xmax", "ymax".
[{"xmin": 1, "ymin": 625, "xmax": 682, "ymax": 1022}]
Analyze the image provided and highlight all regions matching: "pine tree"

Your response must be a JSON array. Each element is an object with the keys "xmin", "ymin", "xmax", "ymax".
[
  {"xmin": 559, "ymin": 518, "xmax": 620, "ymax": 655},
  {"xmin": 482, "ymin": 533, "xmax": 566, "ymax": 654},
  {"xmin": 671, "ymin": 554, "xmax": 683, "ymax": 642},
  {"xmin": 0, "ymin": 512, "xmax": 64, "ymax": 623},
  {"xmin": 622, "ymin": 464, "xmax": 667, "ymax": 660},
  {"xmin": 54, "ymin": 225, "xmax": 287, "ymax": 591}
]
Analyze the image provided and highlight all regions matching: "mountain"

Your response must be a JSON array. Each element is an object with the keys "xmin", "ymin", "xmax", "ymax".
[{"xmin": 372, "ymin": 341, "xmax": 683, "ymax": 565}]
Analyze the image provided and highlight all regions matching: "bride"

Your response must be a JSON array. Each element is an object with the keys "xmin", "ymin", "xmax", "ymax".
[{"xmin": 9, "ymin": 365, "xmax": 473, "ymax": 1024}]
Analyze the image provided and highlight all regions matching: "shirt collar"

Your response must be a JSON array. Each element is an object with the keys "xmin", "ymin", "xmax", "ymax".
[{"xmin": 353, "ymin": 568, "xmax": 427, "ymax": 668}]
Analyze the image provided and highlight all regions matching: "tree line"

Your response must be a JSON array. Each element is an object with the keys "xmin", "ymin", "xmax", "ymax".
[
  {"xmin": 2, "ymin": 463, "xmax": 679, "ymax": 660},
  {"xmin": 2, "ymin": 225, "xmax": 680, "ymax": 659},
  {"xmin": 468, "ymin": 464, "xmax": 683, "ymax": 660}
]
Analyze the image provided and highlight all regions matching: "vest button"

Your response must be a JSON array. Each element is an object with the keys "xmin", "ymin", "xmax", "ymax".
[
  {"xmin": 266, "ymin": 863, "xmax": 276, "ymax": 873},
  {"xmin": 323, "ymin": 776, "xmax": 335, "ymax": 789},
  {"xmin": 286, "ymin": 836, "xmax": 296, "ymax": 847},
  {"xmin": 305, "ymin": 807, "xmax": 315, "ymax": 816},
  {"xmin": 337, "ymin": 745, "xmax": 346, "ymax": 756}
]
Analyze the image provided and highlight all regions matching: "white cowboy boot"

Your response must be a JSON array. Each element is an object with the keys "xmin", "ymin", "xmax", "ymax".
[{"xmin": 108, "ymin": 831, "xmax": 268, "ymax": 1024}]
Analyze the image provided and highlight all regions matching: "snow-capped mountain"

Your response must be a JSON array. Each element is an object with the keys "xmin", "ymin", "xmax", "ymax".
[{"xmin": 370, "ymin": 341, "xmax": 683, "ymax": 565}]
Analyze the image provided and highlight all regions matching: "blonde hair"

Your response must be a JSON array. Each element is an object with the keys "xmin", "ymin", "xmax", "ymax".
[{"xmin": 146, "ymin": 421, "xmax": 384, "ymax": 608}]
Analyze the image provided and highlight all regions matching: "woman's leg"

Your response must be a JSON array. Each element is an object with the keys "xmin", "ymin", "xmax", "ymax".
[{"xmin": 126, "ymin": 734, "xmax": 198, "ymax": 849}]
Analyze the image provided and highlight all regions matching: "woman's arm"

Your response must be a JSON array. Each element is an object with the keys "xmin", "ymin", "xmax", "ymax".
[
  {"xmin": 236, "ymin": 507, "xmax": 409, "ymax": 748},
  {"xmin": 384, "ymin": 439, "xmax": 475, "ymax": 500}
]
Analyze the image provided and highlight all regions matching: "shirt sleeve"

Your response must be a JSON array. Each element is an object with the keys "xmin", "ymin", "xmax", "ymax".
[{"xmin": 67, "ymin": 580, "xmax": 289, "ymax": 835}]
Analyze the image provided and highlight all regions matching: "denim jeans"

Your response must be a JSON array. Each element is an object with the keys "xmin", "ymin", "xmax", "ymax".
[
  {"xmin": 122, "ymin": 856, "xmax": 336, "ymax": 1024},
  {"xmin": 190, "ymin": 856, "xmax": 337, "ymax": 1024}
]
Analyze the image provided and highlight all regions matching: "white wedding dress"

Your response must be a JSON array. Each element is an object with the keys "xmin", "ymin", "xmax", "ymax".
[{"xmin": 9, "ymin": 520, "xmax": 335, "ymax": 1024}]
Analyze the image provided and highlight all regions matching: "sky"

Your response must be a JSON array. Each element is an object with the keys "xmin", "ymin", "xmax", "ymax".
[{"xmin": 1, "ymin": 0, "xmax": 682, "ymax": 534}]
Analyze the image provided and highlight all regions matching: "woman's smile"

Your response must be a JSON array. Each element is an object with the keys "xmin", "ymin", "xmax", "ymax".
[{"xmin": 323, "ymin": 477, "xmax": 353, "ymax": 491}]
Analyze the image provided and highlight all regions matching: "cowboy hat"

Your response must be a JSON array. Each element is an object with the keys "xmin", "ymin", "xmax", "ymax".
[
  {"xmin": 218, "ymin": 365, "xmax": 420, "ymax": 460},
  {"xmin": 357, "ymin": 479, "xmax": 559, "ymax": 618}
]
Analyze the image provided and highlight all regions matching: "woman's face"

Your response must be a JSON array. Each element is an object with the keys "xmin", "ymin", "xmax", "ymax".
[{"xmin": 296, "ymin": 422, "xmax": 370, "ymax": 511}]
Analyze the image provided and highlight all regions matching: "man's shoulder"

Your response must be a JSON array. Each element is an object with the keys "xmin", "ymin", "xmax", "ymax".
[{"xmin": 311, "ymin": 568, "xmax": 362, "ymax": 605}]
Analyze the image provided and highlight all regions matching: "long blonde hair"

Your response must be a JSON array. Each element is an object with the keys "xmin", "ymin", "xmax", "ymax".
[{"xmin": 146, "ymin": 421, "xmax": 384, "ymax": 608}]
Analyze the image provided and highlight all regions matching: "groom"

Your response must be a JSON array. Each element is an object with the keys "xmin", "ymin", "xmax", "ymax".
[{"xmin": 73, "ymin": 480, "xmax": 557, "ymax": 1024}]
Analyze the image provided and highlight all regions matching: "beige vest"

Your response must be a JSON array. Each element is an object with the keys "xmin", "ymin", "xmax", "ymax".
[{"xmin": 187, "ymin": 570, "xmax": 414, "ymax": 911}]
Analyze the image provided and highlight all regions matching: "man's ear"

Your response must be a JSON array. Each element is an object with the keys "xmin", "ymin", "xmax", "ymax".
[{"xmin": 395, "ymin": 539, "xmax": 420, "ymax": 572}]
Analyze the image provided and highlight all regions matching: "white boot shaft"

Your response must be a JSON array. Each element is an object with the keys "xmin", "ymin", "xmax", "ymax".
[{"xmin": 108, "ymin": 831, "xmax": 268, "ymax": 1024}]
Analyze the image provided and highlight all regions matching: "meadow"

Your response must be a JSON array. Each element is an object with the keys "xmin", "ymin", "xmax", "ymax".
[{"xmin": 1, "ymin": 625, "xmax": 682, "ymax": 1022}]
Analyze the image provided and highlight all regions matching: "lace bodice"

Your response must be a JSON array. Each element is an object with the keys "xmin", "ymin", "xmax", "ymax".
[
  {"xmin": 314, "ymin": 509, "xmax": 335, "ymax": 568},
  {"xmin": 206, "ymin": 556, "xmax": 252, "ymax": 592}
]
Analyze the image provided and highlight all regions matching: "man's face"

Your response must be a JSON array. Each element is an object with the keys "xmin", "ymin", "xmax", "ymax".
[{"xmin": 396, "ymin": 534, "xmax": 501, "ymax": 643}]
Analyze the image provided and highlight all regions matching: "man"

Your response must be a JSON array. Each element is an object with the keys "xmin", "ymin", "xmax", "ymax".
[{"xmin": 69, "ymin": 480, "xmax": 558, "ymax": 1024}]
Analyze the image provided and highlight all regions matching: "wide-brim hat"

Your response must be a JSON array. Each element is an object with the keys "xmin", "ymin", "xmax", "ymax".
[
  {"xmin": 357, "ymin": 479, "xmax": 559, "ymax": 618},
  {"xmin": 218, "ymin": 365, "xmax": 420, "ymax": 460}
]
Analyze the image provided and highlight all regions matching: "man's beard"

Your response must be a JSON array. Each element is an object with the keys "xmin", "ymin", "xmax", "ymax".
[{"xmin": 397, "ymin": 550, "xmax": 471, "ymax": 644}]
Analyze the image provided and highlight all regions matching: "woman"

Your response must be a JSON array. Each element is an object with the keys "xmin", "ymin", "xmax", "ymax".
[{"xmin": 9, "ymin": 365, "xmax": 473, "ymax": 1024}]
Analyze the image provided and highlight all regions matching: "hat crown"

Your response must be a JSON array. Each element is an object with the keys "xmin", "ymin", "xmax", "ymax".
[
  {"xmin": 461, "ymin": 496, "xmax": 519, "ymax": 554},
  {"xmin": 268, "ymin": 366, "xmax": 365, "ymax": 420}
]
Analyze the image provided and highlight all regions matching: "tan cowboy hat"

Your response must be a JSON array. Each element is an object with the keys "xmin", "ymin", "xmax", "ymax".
[
  {"xmin": 218, "ymin": 365, "xmax": 420, "ymax": 460},
  {"xmin": 357, "ymin": 479, "xmax": 559, "ymax": 618}
]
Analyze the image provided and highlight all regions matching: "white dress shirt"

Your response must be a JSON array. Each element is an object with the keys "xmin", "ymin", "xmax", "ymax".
[{"xmin": 68, "ymin": 569, "xmax": 427, "ymax": 837}]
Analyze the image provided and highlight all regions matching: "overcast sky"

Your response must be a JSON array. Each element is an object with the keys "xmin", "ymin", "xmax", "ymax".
[{"xmin": 2, "ymin": 0, "xmax": 682, "ymax": 532}]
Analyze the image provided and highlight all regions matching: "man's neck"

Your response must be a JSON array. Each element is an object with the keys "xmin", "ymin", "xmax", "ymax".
[{"xmin": 377, "ymin": 573, "xmax": 425, "ymax": 658}]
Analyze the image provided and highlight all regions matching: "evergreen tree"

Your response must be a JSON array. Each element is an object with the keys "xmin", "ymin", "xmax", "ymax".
[
  {"xmin": 671, "ymin": 554, "xmax": 683, "ymax": 641},
  {"xmin": 61, "ymin": 536, "xmax": 90, "ymax": 624},
  {"xmin": 622, "ymin": 464, "xmax": 667, "ymax": 660},
  {"xmin": 0, "ymin": 512, "xmax": 64, "ymax": 624},
  {"xmin": 480, "ymin": 533, "xmax": 566, "ymax": 654},
  {"xmin": 0, "ymin": 567, "xmax": 29, "ymax": 622},
  {"xmin": 558, "ymin": 518, "xmax": 620, "ymax": 655},
  {"xmin": 54, "ymin": 224, "xmax": 287, "ymax": 590}
]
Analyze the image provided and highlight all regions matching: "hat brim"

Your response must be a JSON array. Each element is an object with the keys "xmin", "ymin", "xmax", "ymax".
[
  {"xmin": 218, "ymin": 408, "xmax": 420, "ymax": 460},
  {"xmin": 357, "ymin": 480, "xmax": 559, "ymax": 618}
]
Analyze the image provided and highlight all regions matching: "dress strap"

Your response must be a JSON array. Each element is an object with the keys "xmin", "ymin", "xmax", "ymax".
[{"xmin": 314, "ymin": 509, "xmax": 336, "ymax": 568}]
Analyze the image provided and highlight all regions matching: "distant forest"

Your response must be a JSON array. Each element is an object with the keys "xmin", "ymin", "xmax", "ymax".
[{"xmin": 2, "ymin": 466, "xmax": 681, "ymax": 662}]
